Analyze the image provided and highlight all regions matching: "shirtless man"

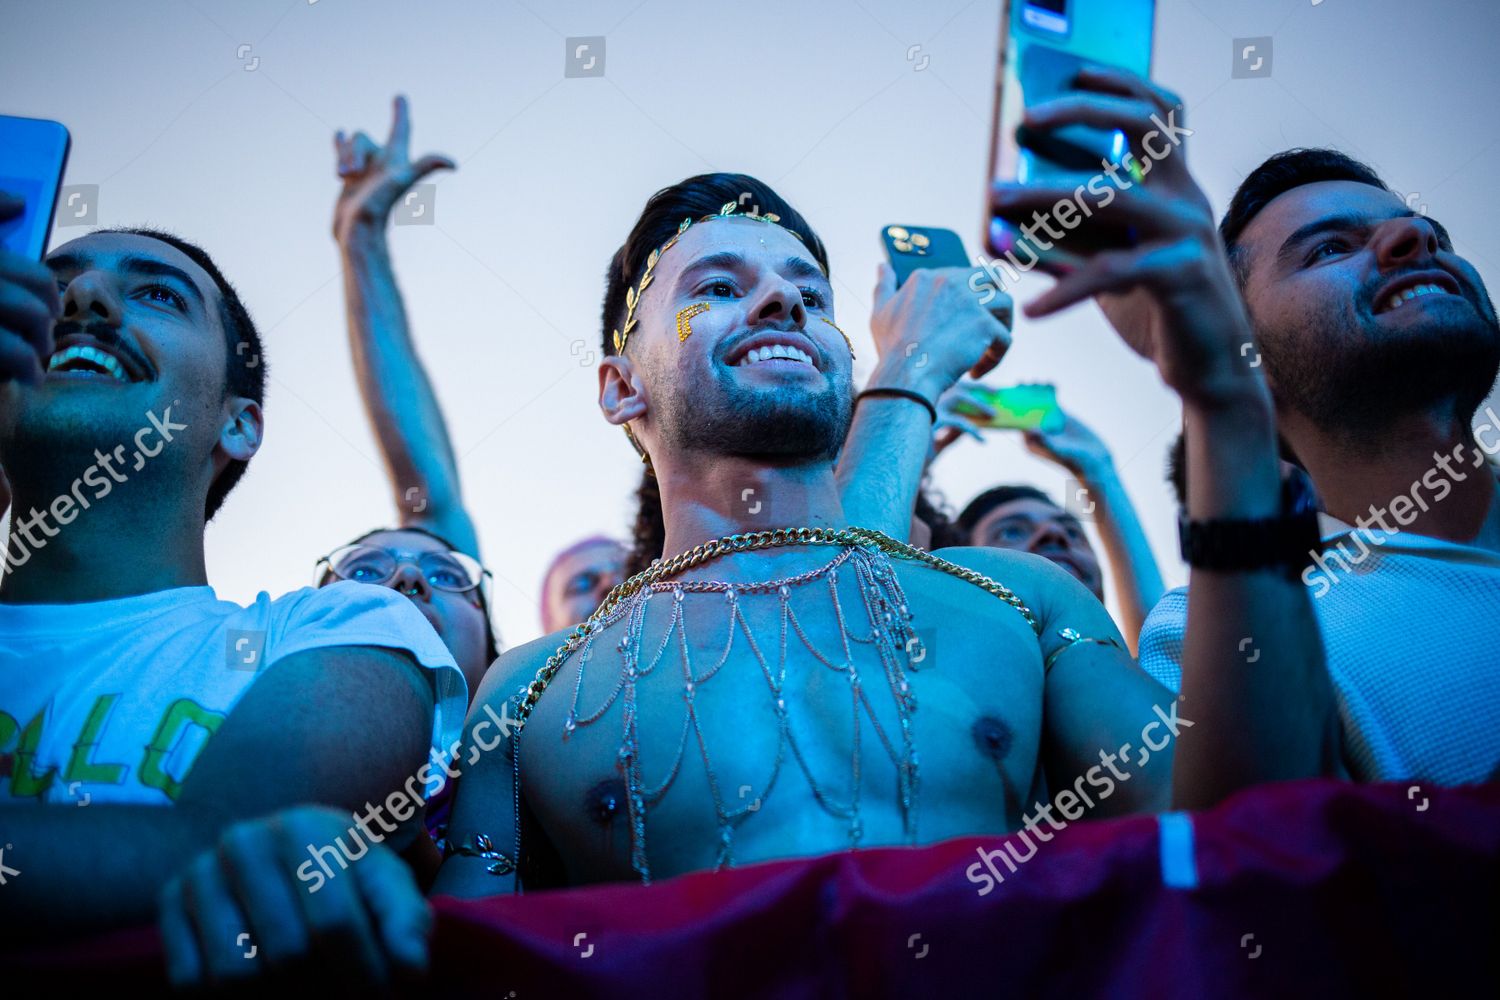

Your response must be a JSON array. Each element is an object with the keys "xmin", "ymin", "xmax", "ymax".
[
  {"xmin": 159, "ymin": 172, "xmax": 1174, "ymax": 980},
  {"xmin": 162, "ymin": 68, "xmax": 1315, "ymax": 980},
  {"xmin": 437, "ymin": 169, "xmax": 1175, "ymax": 890}
]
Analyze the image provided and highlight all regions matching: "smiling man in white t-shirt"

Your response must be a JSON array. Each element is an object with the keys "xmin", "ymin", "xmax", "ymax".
[{"xmin": 0, "ymin": 208, "xmax": 466, "ymax": 937}]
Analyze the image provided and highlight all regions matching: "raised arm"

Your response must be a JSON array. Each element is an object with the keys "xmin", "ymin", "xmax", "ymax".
[
  {"xmin": 1020, "ymin": 406, "xmax": 1166, "ymax": 651},
  {"xmin": 333, "ymin": 96, "xmax": 477, "ymax": 557},
  {"xmin": 989, "ymin": 67, "xmax": 1338, "ymax": 810},
  {"xmin": 836, "ymin": 263, "xmax": 1011, "ymax": 539}
]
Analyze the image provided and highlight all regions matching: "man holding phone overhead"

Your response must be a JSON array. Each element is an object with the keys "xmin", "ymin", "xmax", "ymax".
[
  {"xmin": 847, "ymin": 0, "xmax": 1331, "ymax": 806},
  {"xmin": 989, "ymin": 56, "xmax": 1336, "ymax": 809}
]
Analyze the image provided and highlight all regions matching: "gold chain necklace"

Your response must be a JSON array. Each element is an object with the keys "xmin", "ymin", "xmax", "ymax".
[
  {"xmin": 502, "ymin": 526, "xmax": 1041, "ymax": 888},
  {"xmin": 517, "ymin": 525, "xmax": 1039, "ymax": 726}
]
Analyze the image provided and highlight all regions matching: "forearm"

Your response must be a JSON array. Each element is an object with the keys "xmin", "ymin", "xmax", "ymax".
[
  {"xmin": 338, "ymin": 227, "xmax": 477, "ymax": 554},
  {"xmin": 1078, "ymin": 464, "xmax": 1165, "ymax": 653},
  {"xmin": 0, "ymin": 802, "xmax": 225, "ymax": 936},
  {"xmin": 836, "ymin": 400, "xmax": 930, "ymax": 541},
  {"xmin": 836, "ymin": 361, "xmax": 942, "ymax": 541},
  {"xmin": 1172, "ymin": 388, "xmax": 1336, "ymax": 810}
]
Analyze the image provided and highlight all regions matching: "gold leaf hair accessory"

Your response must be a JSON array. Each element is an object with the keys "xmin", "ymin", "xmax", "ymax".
[{"xmin": 611, "ymin": 201, "xmax": 817, "ymax": 356}]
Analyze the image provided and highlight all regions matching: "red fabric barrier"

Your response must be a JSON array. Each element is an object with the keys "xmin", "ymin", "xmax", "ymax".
[{"xmin": 13, "ymin": 780, "xmax": 1499, "ymax": 996}]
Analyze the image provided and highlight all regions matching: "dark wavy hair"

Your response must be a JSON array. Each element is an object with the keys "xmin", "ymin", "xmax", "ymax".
[
  {"xmin": 915, "ymin": 488, "xmax": 966, "ymax": 550},
  {"xmin": 1218, "ymin": 148, "xmax": 1388, "ymax": 287},
  {"xmin": 957, "ymin": 484, "xmax": 1057, "ymax": 543},
  {"xmin": 105, "ymin": 227, "xmax": 266, "ymax": 521},
  {"xmin": 625, "ymin": 469, "xmax": 666, "ymax": 578}
]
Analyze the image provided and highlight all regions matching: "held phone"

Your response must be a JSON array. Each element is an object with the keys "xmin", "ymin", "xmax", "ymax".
[
  {"xmin": 880, "ymin": 225, "xmax": 971, "ymax": 287},
  {"xmin": 955, "ymin": 383, "xmax": 1064, "ymax": 433},
  {"xmin": 985, "ymin": 0, "xmax": 1155, "ymax": 254},
  {"xmin": 0, "ymin": 115, "xmax": 72, "ymax": 259}
]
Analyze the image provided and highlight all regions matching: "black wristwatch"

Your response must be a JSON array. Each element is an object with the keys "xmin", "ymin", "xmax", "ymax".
[{"xmin": 1178, "ymin": 470, "xmax": 1322, "ymax": 580}]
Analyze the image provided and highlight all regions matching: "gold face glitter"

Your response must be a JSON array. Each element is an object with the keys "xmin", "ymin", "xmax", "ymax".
[{"xmin": 675, "ymin": 302, "xmax": 710, "ymax": 343}]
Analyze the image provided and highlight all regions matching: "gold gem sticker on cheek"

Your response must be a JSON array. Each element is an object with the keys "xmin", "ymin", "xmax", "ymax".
[
  {"xmin": 676, "ymin": 302, "xmax": 710, "ymax": 343},
  {"xmin": 821, "ymin": 316, "xmax": 855, "ymax": 358}
]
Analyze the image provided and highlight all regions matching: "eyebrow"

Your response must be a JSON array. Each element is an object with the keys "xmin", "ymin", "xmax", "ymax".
[
  {"xmin": 1274, "ymin": 210, "xmax": 1452, "ymax": 267},
  {"xmin": 47, "ymin": 253, "xmax": 207, "ymax": 310},
  {"xmin": 676, "ymin": 250, "xmax": 827, "ymax": 288},
  {"xmin": 995, "ymin": 512, "xmax": 1082, "ymax": 529}
]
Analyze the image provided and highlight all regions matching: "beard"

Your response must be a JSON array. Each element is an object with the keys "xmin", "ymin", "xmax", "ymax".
[
  {"xmin": 657, "ymin": 362, "xmax": 852, "ymax": 463},
  {"xmin": 1260, "ymin": 290, "xmax": 1500, "ymax": 433}
]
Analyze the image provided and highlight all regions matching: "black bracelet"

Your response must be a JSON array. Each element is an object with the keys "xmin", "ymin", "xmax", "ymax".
[
  {"xmin": 856, "ymin": 387, "xmax": 938, "ymax": 424},
  {"xmin": 1177, "ymin": 470, "xmax": 1323, "ymax": 581}
]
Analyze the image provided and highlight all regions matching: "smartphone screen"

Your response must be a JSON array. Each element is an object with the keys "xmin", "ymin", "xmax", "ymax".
[
  {"xmin": 881, "ymin": 225, "xmax": 971, "ymax": 288},
  {"xmin": 955, "ymin": 384, "xmax": 1063, "ymax": 432},
  {"xmin": 0, "ymin": 115, "xmax": 72, "ymax": 260},
  {"xmin": 985, "ymin": 0, "xmax": 1154, "ymax": 253}
]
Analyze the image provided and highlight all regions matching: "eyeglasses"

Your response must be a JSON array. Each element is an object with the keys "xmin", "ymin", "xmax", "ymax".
[{"xmin": 315, "ymin": 544, "xmax": 489, "ymax": 594}]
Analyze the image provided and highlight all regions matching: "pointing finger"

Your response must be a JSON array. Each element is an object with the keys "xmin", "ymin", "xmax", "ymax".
[{"xmin": 387, "ymin": 94, "xmax": 411, "ymax": 160}]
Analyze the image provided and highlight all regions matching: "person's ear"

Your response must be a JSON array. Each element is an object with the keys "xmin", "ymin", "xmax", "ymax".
[
  {"xmin": 599, "ymin": 355, "xmax": 648, "ymax": 427},
  {"xmin": 217, "ymin": 398, "xmax": 263, "ymax": 464}
]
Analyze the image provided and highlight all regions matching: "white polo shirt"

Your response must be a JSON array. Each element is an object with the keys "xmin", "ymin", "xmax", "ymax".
[
  {"xmin": 0, "ymin": 581, "xmax": 467, "ymax": 805},
  {"xmin": 1138, "ymin": 513, "xmax": 1500, "ymax": 785}
]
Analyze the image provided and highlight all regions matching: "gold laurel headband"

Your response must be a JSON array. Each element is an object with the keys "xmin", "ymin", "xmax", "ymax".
[{"xmin": 612, "ymin": 201, "xmax": 818, "ymax": 356}]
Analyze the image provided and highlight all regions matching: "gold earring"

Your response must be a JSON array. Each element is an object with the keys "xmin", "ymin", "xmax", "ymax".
[
  {"xmin": 821, "ymin": 316, "xmax": 854, "ymax": 358},
  {"xmin": 676, "ymin": 302, "xmax": 709, "ymax": 343},
  {"xmin": 622, "ymin": 424, "xmax": 654, "ymax": 474}
]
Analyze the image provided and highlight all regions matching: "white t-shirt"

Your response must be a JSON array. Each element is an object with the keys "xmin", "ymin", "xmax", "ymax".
[
  {"xmin": 0, "ymin": 581, "xmax": 468, "ymax": 806},
  {"xmin": 1138, "ymin": 515, "xmax": 1500, "ymax": 785}
]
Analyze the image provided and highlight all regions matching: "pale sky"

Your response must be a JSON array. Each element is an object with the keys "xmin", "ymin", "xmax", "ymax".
[{"xmin": 3, "ymin": 0, "xmax": 1497, "ymax": 647}]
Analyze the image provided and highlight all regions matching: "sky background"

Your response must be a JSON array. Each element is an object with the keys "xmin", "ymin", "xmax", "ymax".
[{"xmin": 3, "ymin": 0, "xmax": 1498, "ymax": 647}]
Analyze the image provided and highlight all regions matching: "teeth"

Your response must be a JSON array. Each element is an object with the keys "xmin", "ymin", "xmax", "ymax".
[
  {"xmin": 1386, "ymin": 283, "xmax": 1449, "ymax": 312},
  {"xmin": 46, "ymin": 344, "xmax": 129, "ymax": 381},
  {"xmin": 737, "ymin": 343, "xmax": 814, "ymax": 366}
]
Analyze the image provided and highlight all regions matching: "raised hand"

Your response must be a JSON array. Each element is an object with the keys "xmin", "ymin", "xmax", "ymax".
[
  {"xmin": 333, "ymin": 95, "xmax": 456, "ymax": 243},
  {"xmin": 989, "ymin": 67, "xmax": 1262, "ymax": 409},
  {"xmin": 0, "ymin": 191, "xmax": 61, "ymax": 386},
  {"xmin": 868, "ymin": 262, "xmax": 1013, "ymax": 404},
  {"xmin": 1020, "ymin": 401, "xmax": 1113, "ymax": 480},
  {"xmin": 930, "ymin": 381, "xmax": 994, "ymax": 459}
]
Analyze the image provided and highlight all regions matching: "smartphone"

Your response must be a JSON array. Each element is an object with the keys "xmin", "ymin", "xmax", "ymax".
[
  {"xmin": 0, "ymin": 115, "xmax": 72, "ymax": 259},
  {"xmin": 881, "ymin": 225, "xmax": 970, "ymax": 287},
  {"xmin": 955, "ymin": 384, "xmax": 1064, "ymax": 432},
  {"xmin": 985, "ymin": 0, "xmax": 1155, "ymax": 253}
]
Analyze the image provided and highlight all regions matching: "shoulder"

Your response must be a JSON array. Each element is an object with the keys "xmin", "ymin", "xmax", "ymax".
[
  {"xmin": 1143, "ymin": 585, "xmax": 1190, "ymax": 625},
  {"xmin": 1137, "ymin": 585, "xmax": 1189, "ymax": 692},
  {"xmin": 472, "ymin": 627, "xmax": 575, "ymax": 711},
  {"xmin": 927, "ymin": 544, "xmax": 1125, "ymax": 657},
  {"xmin": 252, "ymin": 582, "xmax": 456, "ymax": 670},
  {"xmin": 253, "ymin": 581, "xmax": 411, "ymax": 626},
  {"xmin": 928, "ymin": 545, "xmax": 1109, "ymax": 624}
]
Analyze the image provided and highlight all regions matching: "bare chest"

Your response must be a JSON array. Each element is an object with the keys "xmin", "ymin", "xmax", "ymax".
[{"xmin": 520, "ymin": 552, "xmax": 1045, "ymax": 883}]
